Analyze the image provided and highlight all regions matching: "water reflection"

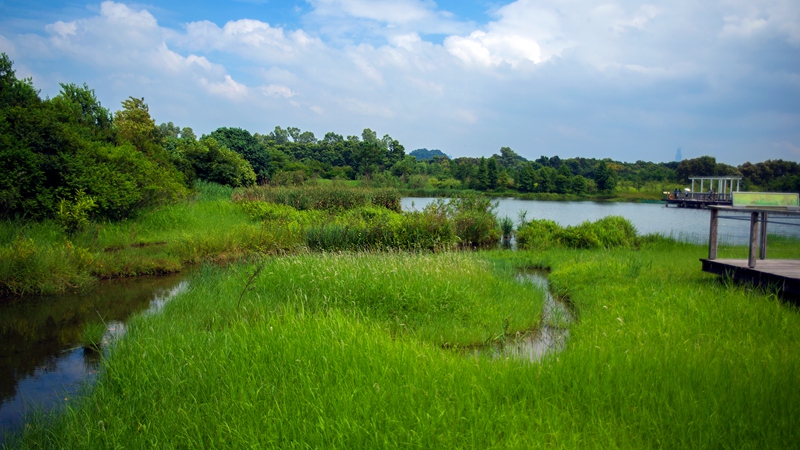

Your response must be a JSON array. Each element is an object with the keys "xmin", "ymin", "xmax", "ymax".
[{"xmin": 0, "ymin": 272, "xmax": 191, "ymax": 439}]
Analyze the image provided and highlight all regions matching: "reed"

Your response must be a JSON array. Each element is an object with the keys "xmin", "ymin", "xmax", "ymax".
[
  {"xmin": 80, "ymin": 321, "xmax": 107, "ymax": 352},
  {"xmin": 233, "ymin": 185, "xmax": 402, "ymax": 212}
]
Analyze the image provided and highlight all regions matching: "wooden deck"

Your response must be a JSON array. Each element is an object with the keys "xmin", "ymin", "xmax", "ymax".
[
  {"xmin": 700, "ymin": 259, "xmax": 800, "ymax": 297},
  {"xmin": 703, "ymin": 205, "xmax": 800, "ymax": 299}
]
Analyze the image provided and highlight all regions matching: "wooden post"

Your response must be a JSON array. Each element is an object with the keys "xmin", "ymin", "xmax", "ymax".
[
  {"xmin": 708, "ymin": 208, "xmax": 719, "ymax": 260},
  {"xmin": 748, "ymin": 212, "xmax": 759, "ymax": 268},
  {"xmin": 759, "ymin": 212, "xmax": 768, "ymax": 260}
]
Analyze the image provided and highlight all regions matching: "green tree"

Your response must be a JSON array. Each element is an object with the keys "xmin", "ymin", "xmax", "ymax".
[
  {"xmin": 177, "ymin": 137, "xmax": 256, "ymax": 187},
  {"xmin": 595, "ymin": 160, "xmax": 617, "ymax": 194},
  {"xmin": 209, "ymin": 127, "xmax": 271, "ymax": 181},
  {"xmin": 51, "ymin": 83, "xmax": 115, "ymax": 143},
  {"xmin": 180, "ymin": 127, "xmax": 197, "ymax": 141},
  {"xmin": 158, "ymin": 122, "xmax": 181, "ymax": 139},
  {"xmin": 486, "ymin": 157, "xmax": 499, "ymax": 190},
  {"xmin": 114, "ymin": 97, "xmax": 158, "ymax": 152}
]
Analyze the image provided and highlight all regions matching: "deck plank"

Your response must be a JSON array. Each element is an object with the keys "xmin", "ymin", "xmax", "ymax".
[{"xmin": 700, "ymin": 259, "xmax": 800, "ymax": 297}]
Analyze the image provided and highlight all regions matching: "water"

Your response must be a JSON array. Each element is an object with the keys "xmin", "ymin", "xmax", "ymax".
[
  {"xmin": 0, "ymin": 272, "xmax": 191, "ymax": 441},
  {"xmin": 402, "ymin": 198, "xmax": 800, "ymax": 245},
  {"xmin": 469, "ymin": 270, "xmax": 574, "ymax": 362}
]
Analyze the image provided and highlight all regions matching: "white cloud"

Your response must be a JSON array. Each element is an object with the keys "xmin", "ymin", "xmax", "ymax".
[
  {"xmin": 260, "ymin": 84, "xmax": 296, "ymax": 98},
  {"xmin": 178, "ymin": 18, "xmax": 323, "ymax": 63},
  {"xmin": 200, "ymin": 75, "xmax": 249, "ymax": 100},
  {"xmin": 307, "ymin": 0, "xmax": 434, "ymax": 24},
  {"xmin": 445, "ymin": 30, "xmax": 541, "ymax": 67}
]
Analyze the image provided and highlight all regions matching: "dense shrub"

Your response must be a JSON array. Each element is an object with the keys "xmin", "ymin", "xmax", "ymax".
[
  {"xmin": 170, "ymin": 137, "xmax": 256, "ymax": 188},
  {"xmin": 305, "ymin": 205, "xmax": 455, "ymax": 251},
  {"xmin": 517, "ymin": 215, "xmax": 638, "ymax": 250},
  {"xmin": 0, "ymin": 57, "xmax": 189, "ymax": 221},
  {"xmin": 516, "ymin": 219, "xmax": 560, "ymax": 249},
  {"xmin": 66, "ymin": 142, "xmax": 189, "ymax": 220},
  {"xmin": 448, "ymin": 196, "xmax": 500, "ymax": 248}
]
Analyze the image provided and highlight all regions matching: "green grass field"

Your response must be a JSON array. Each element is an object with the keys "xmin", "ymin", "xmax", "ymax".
[{"xmin": 7, "ymin": 236, "xmax": 800, "ymax": 448}]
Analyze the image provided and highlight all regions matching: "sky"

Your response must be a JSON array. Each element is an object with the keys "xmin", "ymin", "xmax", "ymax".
[{"xmin": 1, "ymin": 0, "xmax": 799, "ymax": 165}]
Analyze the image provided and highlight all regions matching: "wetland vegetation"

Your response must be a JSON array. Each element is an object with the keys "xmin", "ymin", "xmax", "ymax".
[{"xmin": 6, "ymin": 234, "xmax": 800, "ymax": 448}]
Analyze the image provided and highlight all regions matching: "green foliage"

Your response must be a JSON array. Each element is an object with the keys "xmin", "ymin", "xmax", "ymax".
[
  {"xmin": 67, "ymin": 142, "xmax": 189, "ymax": 220},
  {"xmin": 0, "ymin": 230, "xmax": 94, "ymax": 296},
  {"xmin": 304, "ymin": 205, "xmax": 454, "ymax": 251},
  {"xmin": 55, "ymin": 190, "xmax": 96, "ymax": 234},
  {"xmin": 499, "ymin": 216, "xmax": 514, "ymax": 241},
  {"xmin": 516, "ymin": 218, "xmax": 561, "ymax": 249},
  {"xmin": 173, "ymin": 136, "xmax": 256, "ymax": 187},
  {"xmin": 594, "ymin": 160, "xmax": 617, "ymax": 194},
  {"xmin": 517, "ymin": 216, "xmax": 638, "ymax": 250},
  {"xmin": 0, "ymin": 61, "xmax": 188, "ymax": 221},
  {"xmin": 209, "ymin": 127, "xmax": 271, "ymax": 180},
  {"xmin": 114, "ymin": 97, "xmax": 158, "ymax": 152},
  {"xmin": 449, "ymin": 195, "xmax": 500, "ymax": 247}
]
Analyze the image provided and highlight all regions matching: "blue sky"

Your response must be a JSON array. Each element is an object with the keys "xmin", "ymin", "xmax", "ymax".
[{"xmin": 1, "ymin": 0, "xmax": 798, "ymax": 165}]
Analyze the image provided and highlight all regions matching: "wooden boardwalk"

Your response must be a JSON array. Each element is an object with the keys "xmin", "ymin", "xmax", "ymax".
[
  {"xmin": 701, "ymin": 259, "xmax": 800, "ymax": 296},
  {"xmin": 702, "ymin": 205, "xmax": 800, "ymax": 299}
]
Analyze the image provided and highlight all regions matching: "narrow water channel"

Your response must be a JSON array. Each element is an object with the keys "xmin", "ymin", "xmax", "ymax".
[
  {"xmin": 470, "ymin": 270, "xmax": 574, "ymax": 362},
  {"xmin": 0, "ymin": 271, "xmax": 191, "ymax": 441}
]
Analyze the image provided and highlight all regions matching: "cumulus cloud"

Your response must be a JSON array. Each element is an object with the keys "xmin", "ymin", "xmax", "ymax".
[{"xmin": 176, "ymin": 19, "xmax": 323, "ymax": 63}]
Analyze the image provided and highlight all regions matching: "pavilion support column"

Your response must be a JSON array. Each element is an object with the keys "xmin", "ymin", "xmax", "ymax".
[{"xmin": 748, "ymin": 212, "xmax": 759, "ymax": 268}]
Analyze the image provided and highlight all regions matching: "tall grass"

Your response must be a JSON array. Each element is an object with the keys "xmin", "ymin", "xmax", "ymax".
[
  {"xmin": 9, "ymin": 238, "xmax": 800, "ymax": 448},
  {"xmin": 233, "ymin": 185, "xmax": 402, "ymax": 212}
]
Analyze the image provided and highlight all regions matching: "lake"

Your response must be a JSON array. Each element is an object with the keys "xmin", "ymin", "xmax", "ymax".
[{"xmin": 402, "ymin": 198, "xmax": 800, "ymax": 245}]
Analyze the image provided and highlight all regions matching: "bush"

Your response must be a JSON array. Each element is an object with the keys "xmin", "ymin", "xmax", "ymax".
[
  {"xmin": 517, "ymin": 216, "xmax": 638, "ymax": 250},
  {"xmin": 516, "ymin": 219, "xmax": 560, "ymax": 250},
  {"xmin": 449, "ymin": 196, "xmax": 500, "ymax": 248}
]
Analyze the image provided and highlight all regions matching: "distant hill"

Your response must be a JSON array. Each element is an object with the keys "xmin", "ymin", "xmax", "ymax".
[{"xmin": 410, "ymin": 148, "xmax": 450, "ymax": 160}]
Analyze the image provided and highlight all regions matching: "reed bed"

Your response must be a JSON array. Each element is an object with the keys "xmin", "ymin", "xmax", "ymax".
[{"xmin": 233, "ymin": 185, "xmax": 402, "ymax": 212}]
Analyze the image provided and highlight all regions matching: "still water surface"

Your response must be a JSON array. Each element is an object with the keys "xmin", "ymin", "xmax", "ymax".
[
  {"xmin": 0, "ymin": 272, "xmax": 190, "ymax": 441},
  {"xmin": 402, "ymin": 198, "xmax": 800, "ymax": 245}
]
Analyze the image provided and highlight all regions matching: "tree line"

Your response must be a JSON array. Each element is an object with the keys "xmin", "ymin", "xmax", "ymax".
[{"xmin": 2, "ymin": 53, "xmax": 798, "ymax": 225}]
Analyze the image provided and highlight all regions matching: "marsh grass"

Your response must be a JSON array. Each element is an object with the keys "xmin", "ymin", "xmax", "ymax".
[
  {"xmin": 80, "ymin": 321, "xmax": 107, "ymax": 352},
  {"xmin": 233, "ymin": 185, "xmax": 402, "ymax": 212},
  {"xmin": 9, "ymin": 238, "xmax": 800, "ymax": 448}
]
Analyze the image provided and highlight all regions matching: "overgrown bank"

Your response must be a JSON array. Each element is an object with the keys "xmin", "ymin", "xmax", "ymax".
[{"xmin": 0, "ymin": 183, "xmax": 504, "ymax": 297}]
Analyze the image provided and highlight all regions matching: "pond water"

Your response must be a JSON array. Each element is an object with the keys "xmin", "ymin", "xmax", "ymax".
[
  {"xmin": 402, "ymin": 198, "xmax": 800, "ymax": 245},
  {"xmin": 0, "ymin": 272, "xmax": 190, "ymax": 442}
]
